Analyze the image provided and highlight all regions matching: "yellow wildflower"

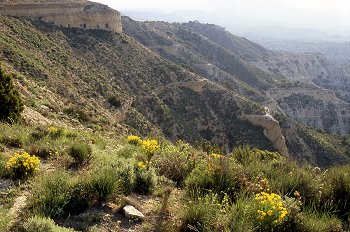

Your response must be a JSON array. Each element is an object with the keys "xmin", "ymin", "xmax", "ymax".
[{"xmin": 126, "ymin": 135, "xmax": 142, "ymax": 145}]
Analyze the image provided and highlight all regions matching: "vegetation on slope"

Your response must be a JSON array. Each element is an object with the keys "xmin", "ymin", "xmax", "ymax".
[
  {"xmin": 1, "ymin": 123, "xmax": 350, "ymax": 231},
  {"xmin": 0, "ymin": 67, "xmax": 23, "ymax": 123},
  {"xmin": 0, "ymin": 15, "xmax": 273, "ymax": 153}
]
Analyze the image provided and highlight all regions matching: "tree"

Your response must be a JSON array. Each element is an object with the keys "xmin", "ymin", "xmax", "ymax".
[{"xmin": 0, "ymin": 67, "xmax": 24, "ymax": 123}]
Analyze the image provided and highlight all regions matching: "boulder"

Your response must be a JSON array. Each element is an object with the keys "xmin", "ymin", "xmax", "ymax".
[{"xmin": 122, "ymin": 205, "xmax": 145, "ymax": 220}]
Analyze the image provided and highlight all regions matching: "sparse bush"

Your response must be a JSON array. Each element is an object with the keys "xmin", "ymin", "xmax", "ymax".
[
  {"xmin": 68, "ymin": 142, "xmax": 92, "ymax": 163},
  {"xmin": 228, "ymin": 197, "xmax": 256, "ymax": 232},
  {"xmin": 294, "ymin": 210, "xmax": 344, "ymax": 232},
  {"xmin": 0, "ymin": 123, "xmax": 29, "ymax": 148},
  {"xmin": 6, "ymin": 151, "xmax": 40, "ymax": 179},
  {"xmin": 23, "ymin": 215, "xmax": 74, "ymax": 232},
  {"xmin": 30, "ymin": 126, "xmax": 49, "ymax": 141},
  {"xmin": 321, "ymin": 166, "xmax": 350, "ymax": 220},
  {"xmin": 0, "ymin": 67, "xmax": 23, "ymax": 123},
  {"xmin": 231, "ymin": 146, "xmax": 282, "ymax": 165},
  {"xmin": 0, "ymin": 135, "xmax": 25, "ymax": 148}
]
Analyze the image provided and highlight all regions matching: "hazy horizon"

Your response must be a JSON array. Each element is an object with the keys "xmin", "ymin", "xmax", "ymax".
[{"xmin": 94, "ymin": 0, "xmax": 350, "ymax": 39}]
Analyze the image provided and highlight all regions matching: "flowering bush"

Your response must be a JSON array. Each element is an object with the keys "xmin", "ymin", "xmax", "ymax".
[
  {"xmin": 48, "ymin": 126, "xmax": 67, "ymax": 138},
  {"xmin": 6, "ymin": 151, "xmax": 40, "ymax": 178},
  {"xmin": 126, "ymin": 135, "xmax": 142, "ymax": 145},
  {"xmin": 141, "ymin": 139, "xmax": 160, "ymax": 170},
  {"xmin": 141, "ymin": 139, "xmax": 160, "ymax": 155},
  {"xmin": 255, "ymin": 192, "xmax": 288, "ymax": 228}
]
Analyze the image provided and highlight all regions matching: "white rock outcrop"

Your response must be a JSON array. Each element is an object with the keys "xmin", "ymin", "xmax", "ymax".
[{"xmin": 242, "ymin": 114, "xmax": 289, "ymax": 157}]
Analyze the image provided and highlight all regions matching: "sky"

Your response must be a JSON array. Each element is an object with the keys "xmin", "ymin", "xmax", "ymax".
[{"xmin": 94, "ymin": 0, "xmax": 350, "ymax": 37}]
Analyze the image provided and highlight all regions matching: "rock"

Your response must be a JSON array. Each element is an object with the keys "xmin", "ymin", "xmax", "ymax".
[
  {"xmin": 242, "ymin": 113, "xmax": 289, "ymax": 157},
  {"xmin": 122, "ymin": 205, "xmax": 145, "ymax": 220}
]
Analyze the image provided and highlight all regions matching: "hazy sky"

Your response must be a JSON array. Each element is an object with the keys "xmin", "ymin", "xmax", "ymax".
[{"xmin": 94, "ymin": 0, "xmax": 350, "ymax": 36}]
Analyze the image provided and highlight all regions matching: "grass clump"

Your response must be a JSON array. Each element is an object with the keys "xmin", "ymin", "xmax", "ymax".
[
  {"xmin": 68, "ymin": 142, "xmax": 92, "ymax": 164},
  {"xmin": 0, "ymin": 123, "xmax": 29, "ymax": 148},
  {"xmin": 23, "ymin": 216, "xmax": 74, "ymax": 232},
  {"xmin": 180, "ymin": 193, "xmax": 229, "ymax": 231}
]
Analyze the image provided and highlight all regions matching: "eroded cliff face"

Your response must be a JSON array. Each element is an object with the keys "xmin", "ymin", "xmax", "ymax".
[
  {"xmin": 253, "ymin": 52, "xmax": 350, "ymax": 103},
  {"xmin": 268, "ymin": 86, "xmax": 350, "ymax": 135},
  {"xmin": 0, "ymin": 1, "xmax": 122, "ymax": 32}
]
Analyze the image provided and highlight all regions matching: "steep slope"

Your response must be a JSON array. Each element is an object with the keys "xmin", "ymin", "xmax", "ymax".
[
  {"xmin": 182, "ymin": 21, "xmax": 272, "ymax": 62},
  {"xmin": 0, "ymin": 15, "xmax": 276, "ymax": 153},
  {"xmin": 167, "ymin": 21, "xmax": 350, "ymax": 136},
  {"xmin": 122, "ymin": 17, "xmax": 284, "ymax": 101}
]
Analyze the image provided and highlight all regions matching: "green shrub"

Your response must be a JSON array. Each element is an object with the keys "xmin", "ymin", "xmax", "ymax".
[
  {"xmin": 0, "ymin": 67, "xmax": 23, "ymax": 123},
  {"xmin": 154, "ymin": 143, "xmax": 196, "ymax": 186},
  {"xmin": 85, "ymin": 166, "xmax": 121, "ymax": 201},
  {"xmin": 134, "ymin": 165, "xmax": 156, "ymax": 195},
  {"xmin": 63, "ymin": 181, "xmax": 91, "ymax": 216},
  {"xmin": 294, "ymin": 210, "xmax": 344, "ymax": 232},
  {"xmin": 110, "ymin": 159, "xmax": 135, "ymax": 195},
  {"xmin": 321, "ymin": 166, "xmax": 350, "ymax": 219},
  {"xmin": 68, "ymin": 142, "xmax": 92, "ymax": 163},
  {"xmin": 269, "ymin": 164, "xmax": 320, "ymax": 207},
  {"xmin": 108, "ymin": 96, "xmax": 121, "ymax": 108},
  {"xmin": 185, "ymin": 155, "xmax": 243, "ymax": 199},
  {"xmin": 180, "ymin": 193, "xmax": 228, "ymax": 231},
  {"xmin": 29, "ymin": 170, "xmax": 72, "ymax": 218},
  {"xmin": 23, "ymin": 216, "xmax": 74, "ymax": 232},
  {"xmin": 228, "ymin": 197, "xmax": 255, "ymax": 232},
  {"xmin": 231, "ymin": 146, "xmax": 282, "ymax": 165},
  {"xmin": 0, "ymin": 207, "xmax": 11, "ymax": 231},
  {"xmin": 28, "ymin": 144, "xmax": 58, "ymax": 159}
]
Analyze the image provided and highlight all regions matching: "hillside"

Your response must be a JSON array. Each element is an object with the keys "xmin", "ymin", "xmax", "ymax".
[
  {"xmin": 1, "ymin": 6, "xmax": 350, "ymax": 232},
  {"xmin": 0, "ymin": 16, "xmax": 277, "ymax": 155},
  {"xmin": 123, "ymin": 19, "xmax": 350, "ymax": 137}
]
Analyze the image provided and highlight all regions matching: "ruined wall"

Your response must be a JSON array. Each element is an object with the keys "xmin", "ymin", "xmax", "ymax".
[{"xmin": 0, "ymin": 1, "xmax": 122, "ymax": 32}]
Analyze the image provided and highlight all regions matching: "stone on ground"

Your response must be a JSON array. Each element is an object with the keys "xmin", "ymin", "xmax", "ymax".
[{"xmin": 122, "ymin": 205, "xmax": 145, "ymax": 220}]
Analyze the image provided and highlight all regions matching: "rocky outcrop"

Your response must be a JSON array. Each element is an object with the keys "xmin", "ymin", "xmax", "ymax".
[
  {"xmin": 268, "ymin": 86, "xmax": 350, "ymax": 135},
  {"xmin": 242, "ymin": 113, "xmax": 289, "ymax": 157},
  {"xmin": 0, "ymin": 1, "xmax": 122, "ymax": 32}
]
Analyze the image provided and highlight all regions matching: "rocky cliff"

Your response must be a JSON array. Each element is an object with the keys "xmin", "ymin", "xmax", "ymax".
[{"xmin": 0, "ymin": 0, "xmax": 122, "ymax": 32}]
